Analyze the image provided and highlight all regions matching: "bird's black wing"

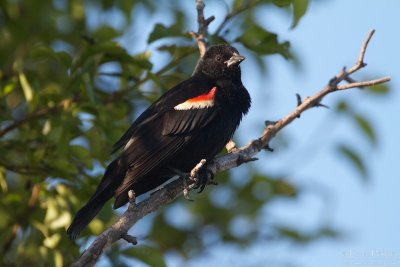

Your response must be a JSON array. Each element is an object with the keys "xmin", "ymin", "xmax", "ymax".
[
  {"xmin": 111, "ymin": 108, "xmax": 157, "ymax": 153},
  {"xmin": 112, "ymin": 78, "xmax": 217, "ymax": 152},
  {"xmin": 113, "ymin": 78, "xmax": 220, "ymax": 199}
]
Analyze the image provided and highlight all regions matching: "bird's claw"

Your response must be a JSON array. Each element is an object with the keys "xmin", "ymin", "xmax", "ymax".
[
  {"xmin": 174, "ymin": 163, "xmax": 217, "ymax": 199},
  {"xmin": 192, "ymin": 166, "xmax": 216, "ymax": 193}
]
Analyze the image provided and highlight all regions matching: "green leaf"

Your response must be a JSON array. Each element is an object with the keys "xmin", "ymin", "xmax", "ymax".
[
  {"xmin": 272, "ymin": 0, "xmax": 292, "ymax": 8},
  {"xmin": 88, "ymin": 218, "xmax": 105, "ymax": 235},
  {"xmin": 335, "ymin": 100, "xmax": 349, "ymax": 113},
  {"xmin": 337, "ymin": 144, "xmax": 368, "ymax": 180},
  {"xmin": 49, "ymin": 212, "xmax": 70, "ymax": 229},
  {"xmin": 92, "ymin": 25, "xmax": 121, "ymax": 42},
  {"xmin": 33, "ymin": 148, "xmax": 46, "ymax": 162},
  {"xmin": 148, "ymin": 23, "xmax": 190, "ymax": 43},
  {"xmin": 19, "ymin": 72, "xmax": 34, "ymax": 102},
  {"xmin": 367, "ymin": 83, "xmax": 390, "ymax": 95},
  {"xmin": 55, "ymin": 51, "xmax": 73, "ymax": 67},
  {"xmin": 233, "ymin": 0, "xmax": 245, "ymax": 10},
  {"xmin": 73, "ymin": 41, "xmax": 152, "ymax": 71},
  {"xmin": 2, "ymin": 82, "xmax": 15, "ymax": 95},
  {"xmin": 291, "ymin": 0, "xmax": 308, "ymax": 28},
  {"xmin": 236, "ymin": 24, "xmax": 291, "ymax": 59},
  {"xmin": 131, "ymin": 51, "xmax": 153, "ymax": 69},
  {"xmin": 43, "ymin": 233, "xmax": 61, "ymax": 249},
  {"xmin": 0, "ymin": 167, "xmax": 7, "ymax": 193},
  {"xmin": 277, "ymin": 226, "xmax": 312, "ymax": 243},
  {"xmin": 277, "ymin": 226, "xmax": 340, "ymax": 243},
  {"xmin": 54, "ymin": 250, "xmax": 63, "ymax": 267},
  {"xmin": 47, "ymin": 126, "xmax": 64, "ymax": 143},
  {"xmin": 30, "ymin": 45, "xmax": 72, "ymax": 68},
  {"xmin": 123, "ymin": 246, "xmax": 166, "ymax": 267},
  {"xmin": 82, "ymin": 72, "xmax": 98, "ymax": 103},
  {"xmin": 273, "ymin": 179, "xmax": 297, "ymax": 197},
  {"xmin": 353, "ymin": 114, "xmax": 377, "ymax": 146},
  {"xmin": 157, "ymin": 45, "xmax": 197, "ymax": 58}
]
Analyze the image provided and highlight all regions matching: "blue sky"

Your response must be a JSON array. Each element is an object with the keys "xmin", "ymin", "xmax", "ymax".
[{"xmin": 94, "ymin": 0, "xmax": 399, "ymax": 266}]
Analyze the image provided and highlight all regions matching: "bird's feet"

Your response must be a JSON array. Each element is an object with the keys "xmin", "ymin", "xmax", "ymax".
[
  {"xmin": 169, "ymin": 161, "xmax": 217, "ymax": 199},
  {"xmin": 192, "ymin": 164, "xmax": 217, "ymax": 193}
]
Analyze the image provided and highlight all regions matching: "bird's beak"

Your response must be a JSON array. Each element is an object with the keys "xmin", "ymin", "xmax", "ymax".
[{"xmin": 225, "ymin": 53, "xmax": 246, "ymax": 67}]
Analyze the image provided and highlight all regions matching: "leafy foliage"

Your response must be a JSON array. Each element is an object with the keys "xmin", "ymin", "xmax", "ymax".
[
  {"xmin": 337, "ymin": 144, "xmax": 368, "ymax": 180},
  {"xmin": 0, "ymin": 0, "xmax": 386, "ymax": 266}
]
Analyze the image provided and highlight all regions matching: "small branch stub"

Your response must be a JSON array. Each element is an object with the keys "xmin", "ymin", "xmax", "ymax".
[
  {"xmin": 122, "ymin": 233, "xmax": 137, "ymax": 246},
  {"xmin": 295, "ymin": 93, "xmax": 302, "ymax": 118}
]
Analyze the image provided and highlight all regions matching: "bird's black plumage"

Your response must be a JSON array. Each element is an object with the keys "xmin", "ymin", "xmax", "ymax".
[{"xmin": 67, "ymin": 44, "xmax": 251, "ymax": 240}]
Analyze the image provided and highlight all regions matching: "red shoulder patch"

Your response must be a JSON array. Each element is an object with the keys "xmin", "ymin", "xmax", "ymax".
[
  {"xmin": 174, "ymin": 87, "xmax": 217, "ymax": 110},
  {"xmin": 187, "ymin": 87, "xmax": 216, "ymax": 102}
]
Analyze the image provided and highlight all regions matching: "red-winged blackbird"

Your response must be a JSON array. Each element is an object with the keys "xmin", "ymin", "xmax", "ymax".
[{"xmin": 67, "ymin": 44, "xmax": 251, "ymax": 240}]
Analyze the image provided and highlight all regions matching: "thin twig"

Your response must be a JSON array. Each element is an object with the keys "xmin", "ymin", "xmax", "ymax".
[
  {"xmin": 122, "ymin": 234, "xmax": 137, "ymax": 245},
  {"xmin": 0, "ymin": 106, "xmax": 59, "ymax": 138},
  {"xmin": 190, "ymin": 0, "xmax": 215, "ymax": 56},
  {"xmin": 337, "ymin": 76, "xmax": 390, "ymax": 90},
  {"xmin": 347, "ymin": 29, "xmax": 375, "ymax": 75}
]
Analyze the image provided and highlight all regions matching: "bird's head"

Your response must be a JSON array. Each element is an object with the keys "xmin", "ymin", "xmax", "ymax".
[{"xmin": 194, "ymin": 44, "xmax": 245, "ymax": 80}]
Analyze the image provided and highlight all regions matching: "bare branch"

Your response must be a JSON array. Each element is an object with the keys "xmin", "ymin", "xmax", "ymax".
[
  {"xmin": 337, "ymin": 76, "xmax": 390, "ymax": 90},
  {"xmin": 347, "ymin": 29, "xmax": 375, "ymax": 75},
  {"xmin": 0, "ymin": 105, "xmax": 59, "ymax": 138},
  {"xmin": 71, "ymin": 29, "xmax": 391, "ymax": 267},
  {"xmin": 190, "ymin": 0, "xmax": 215, "ymax": 56}
]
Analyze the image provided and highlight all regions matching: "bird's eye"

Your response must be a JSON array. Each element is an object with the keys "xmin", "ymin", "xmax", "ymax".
[{"xmin": 216, "ymin": 56, "xmax": 222, "ymax": 61}]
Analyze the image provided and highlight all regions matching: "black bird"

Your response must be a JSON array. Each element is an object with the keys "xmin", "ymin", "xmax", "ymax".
[{"xmin": 67, "ymin": 44, "xmax": 251, "ymax": 239}]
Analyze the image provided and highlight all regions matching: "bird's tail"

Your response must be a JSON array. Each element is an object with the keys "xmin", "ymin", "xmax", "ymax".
[{"xmin": 67, "ymin": 159, "xmax": 124, "ymax": 240}]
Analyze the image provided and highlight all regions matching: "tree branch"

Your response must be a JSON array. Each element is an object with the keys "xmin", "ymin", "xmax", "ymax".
[
  {"xmin": 190, "ymin": 0, "xmax": 215, "ymax": 57},
  {"xmin": 337, "ymin": 77, "xmax": 390, "ymax": 90},
  {"xmin": 71, "ymin": 29, "xmax": 391, "ymax": 266},
  {"xmin": 0, "ymin": 105, "xmax": 59, "ymax": 138}
]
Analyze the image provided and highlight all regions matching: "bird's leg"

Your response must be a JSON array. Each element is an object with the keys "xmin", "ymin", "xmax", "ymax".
[
  {"xmin": 168, "ymin": 167, "xmax": 195, "ymax": 200},
  {"xmin": 193, "ymin": 162, "xmax": 217, "ymax": 193},
  {"xmin": 168, "ymin": 159, "xmax": 216, "ymax": 197}
]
